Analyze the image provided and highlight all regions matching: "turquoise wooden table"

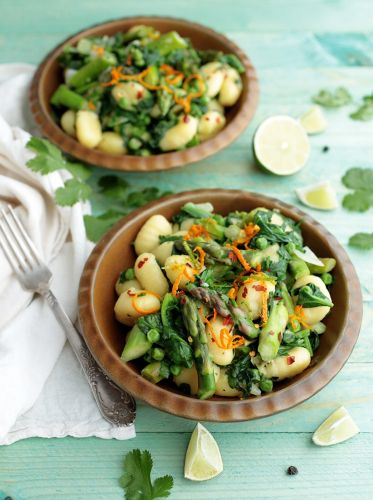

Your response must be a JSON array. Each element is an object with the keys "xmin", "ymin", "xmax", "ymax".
[{"xmin": 1, "ymin": 1, "xmax": 373, "ymax": 498}]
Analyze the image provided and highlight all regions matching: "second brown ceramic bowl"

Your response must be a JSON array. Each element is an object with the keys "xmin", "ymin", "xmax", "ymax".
[
  {"xmin": 78, "ymin": 190, "xmax": 362, "ymax": 422},
  {"xmin": 29, "ymin": 16, "xmax": 259, "ymax": 172}
]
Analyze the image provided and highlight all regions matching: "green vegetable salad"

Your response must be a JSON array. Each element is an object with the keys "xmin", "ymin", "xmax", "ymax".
[
  {"xmin": 51, "ymin": 25, "xmax": 245, "ymax": 156},
  {"xmin": 114, "ymin": 202, "xmax": 335, "ymax": 400}
]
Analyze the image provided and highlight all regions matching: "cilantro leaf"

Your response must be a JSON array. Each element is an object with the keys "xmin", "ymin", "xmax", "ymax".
[
  {"xmin": 98, "ymin": 175, "xmax": 130, "ymax": 199},
  {"xmin": 342, "ymin": 190, "xmax": 372, "ymax": 212},
  {"xmin": 312, "ymin": 87, "xmax": 352, "ymax": 108},
  {"xmin": 55, "ymin": 178, "xmax": 92, "ymax": 206},
  {"xmin": 119, "ymin": 449, "xmax": 173, "ymax": 500},
  {"xmin": 348, "ymin": 232, "xmax": 373, "ymax": 250},
  {"xmin": 342, "ymin": 167, "xmax": 373, "ymax": 192},
  {"xmin": 84, "ymin": 210, "xmax": 125, "ymax": 242},
  {"xmin": 350, "ymin": 103, "xmax": 373, "ymax": 121},
  {"xmin": 26, "ymin": 137, "xmax": 66, "ymax": 174},
  {"xmin": 65, "ymin": 162, "xmax": 92, "ymax": 181}
]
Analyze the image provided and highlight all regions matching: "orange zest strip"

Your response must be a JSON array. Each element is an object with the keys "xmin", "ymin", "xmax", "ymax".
[
  {"xmin": 183, "ymin": 224, "xmax": 210, "ymax": 241},
  {"xmin": 88, "ymin": 100, "xmax": 96, "ymax": 111},
  {"xmin": 226, "ymin": 244, "xmax": 251, "ymax": 272},
  {"xmin": 233, "ymin": 223, "xmax": 261, "ymax": 247},
  {"xmin": 193, "ymin": 246, "xmax": 206, "ymax": 270},
  {"xmin": 92, "ymin": 45, "xmax": 105, "ymax": 57},
  {"xmin": 171, "ymin": 265, "xmax": 198, "ymax": 296},
  {"xmin": 131, "ymin": 290, "xmax": 161, "ymax": 315},
  {"xmin": 289, "ymin": 305, "xmax": 310, "ymax": 329}
]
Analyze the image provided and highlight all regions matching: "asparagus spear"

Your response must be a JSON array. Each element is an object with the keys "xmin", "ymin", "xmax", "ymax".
[
  {"xmin": 188, "ymin": 287, "xmax": 259, "ymax": 339},
  {"xmin": 280, "ymin": 282, "xmax": 301, "ymax": 332},
  {"xmin": 50, "ymin": 84, "xmax": 88, "ymax": 110},
  {"xmin": 174, "ymin": 239, "xmax": 231, "ymax": 264},
  {"xmin": 258, "ymin": 301, "xmax": 288, "ymax": 362},
  {"xmin": 181, "ymin": 296, "xmax": 216, "ymax": 400},
  {"xmin": 68, "ymin": 58, "xmax": 111, "ymax": 88},
  {"xmin": 289, "ymin": 257, "xmax": 310, "ymax": 280}
]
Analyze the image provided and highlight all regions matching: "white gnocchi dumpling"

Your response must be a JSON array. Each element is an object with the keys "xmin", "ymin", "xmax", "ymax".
[
  {"xmin": 159, "ymin": 115, "xmax": 199, "ymax": 152},
  {"xmin": 115, "ymin": 278, "xmax": 141, "ymax": 295},
  {"xmin": 198, "ymin": 111, "xmax": 226, "ymax": 142},
  {"xmin": 207, "ymin": 98, "xmax": 225, "ymax": 115},
  {"xmin": 236, "ymin": 280, "xmax": 276, "ymax": 320},
  {"xmin": 134, "ymin": 252, "xmax": 169, "ymax": 297},
  {"xmin": 152, "ymin": 231, "xmax": 187, "ymax": 266},
  {"xmin": 249, "ymin": 243, "xmax": 280, "ymax": 268},
  {"xmin": 200, "ymin": 62, "xmax": 225, "ymax": 97},
  {"xmin": 218, "ymin": 67, "xmax": 242, "ymax": 107},
  {"xmin": 134, "ymin": 215, "xmax": 173, "ymax": 255},
  {"xmin": 164, "ymin": 255, "xmax": 197, "ymax": 289},
  {"xmin": 256, "ymin": 347, "xmax": 311, "ymax": 381},
  {"xmin": 114, "ymin": 287, "xmax": 160, "ymax": 326},
  {"xmin": 112, "ymin": 82, "xmax": 149, "ymax": 111},
  {"xmin": 60, "ymin": 109, "xmax": 76, "ymax": 137},
  {"xmin": 75, "ymin": 110, "xmax": 102, "ymax": 148},
  {"xmin": 293, "ymin": 275, "xmax": 332, "ymax": 325},
  {"xmin": 174, "ymin": 364, "xmax": 220, "ymax": 395},
  {"xmin": 97, "ymin": 131, "xmax": 126, "ymax": 155},
  {"xmin": 205, "ymin": 315, "xmax": 234, "ymax": 366},
  {"xmin": 214, "ymin": 367, "xmax": 242, "ymax": 397}
]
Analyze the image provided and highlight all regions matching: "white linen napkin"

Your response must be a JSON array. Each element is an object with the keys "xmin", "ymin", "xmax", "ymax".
[{"xmin": 0, "ymin": 64, "xmax": 135, "ymax": 444}]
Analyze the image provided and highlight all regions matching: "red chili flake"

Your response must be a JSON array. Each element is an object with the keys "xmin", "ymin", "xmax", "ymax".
[
  {"xmin": 223, "ymin": 316, "xmax": 233, "ymax": 326},
  {"xmin": 268, "ymin": 330, "xmax": 275, "ymax": 336},
  {"xmin": 228, "ymin": 251, "xmax": 238, "ymax": 262},
  {"xmin": 274, "ymin": 296, "xmax": 282, "ymax": 301},
  {"xmin": 242, "ymin": 286, "xmax": 248, "ymax": 298},
  {"xmin": 287, "ymin": 356, "xmax": 296, "ymax": 365},
  {"xmin": 137, "ymin": 257, "xmax": 148, "ymax": 269},
  {"xmin": 136, "ymin": 91, "xmax": 143, "ymax": 99},
  {"xmin": 253, "ymin": 284, "xmax": 267, "ymax": 292},
  {"xmin": 183, "ymin": 115, "xmax": 190, "ymax": 123},
  {"xmin": 205, "ymin": 116, "xmax": 210, "ymax": 121},
  {"xmin": 216, "ymin": 117, "xmax": 221, "ymax": 124},
  {"xmin": 127, "ymin": 290, "xmax": 136, "ymax": 296}
]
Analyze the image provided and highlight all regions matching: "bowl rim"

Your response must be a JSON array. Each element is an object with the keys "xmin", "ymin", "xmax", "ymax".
[
  {"xmin": 29, "ymin": 15, "xmax": 259, "ymax": 172},
  {"xmin": 78, "ymin": 189, "xmax": 363, "ymax": 422}
]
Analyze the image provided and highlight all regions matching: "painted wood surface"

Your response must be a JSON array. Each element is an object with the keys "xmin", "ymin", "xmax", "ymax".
[{"xmin": 0, "ymin": 0, "xmax": 372, "ymax": 498}]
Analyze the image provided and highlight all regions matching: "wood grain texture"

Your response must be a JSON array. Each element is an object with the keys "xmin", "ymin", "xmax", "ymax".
[{"xmin": 0, "ymin": 0, "xmax": 373, "ymax": 498}]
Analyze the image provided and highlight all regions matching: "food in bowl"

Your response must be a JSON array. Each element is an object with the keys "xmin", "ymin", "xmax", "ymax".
[
  {"xmin": 114, "ymin": 202, "xmax": 336, "ymax": 400},
  {"xmin": 50, "ymin": 25, "xmax": 245, "ymax": 156}
]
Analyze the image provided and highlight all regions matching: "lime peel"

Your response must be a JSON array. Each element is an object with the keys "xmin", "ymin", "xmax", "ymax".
[
  {"xmin": 299, "ymin": 106, "xmax": 327, "ymax": 135},
  {"xmin": 312, "ymin": 406, "xmax": 359, "ymax": 446},
  {"xmin": 184, "ymin": 422, "xmax": 223, "ymax": 481},
  {"xmin": 295, "ymin": 181, "xmax": 338, "ymax": 210}
]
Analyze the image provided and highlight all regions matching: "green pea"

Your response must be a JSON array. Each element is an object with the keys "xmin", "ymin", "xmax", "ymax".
[
  {"xmin": 147, "ymin": 329, "xmax": 160, "ymax": 344},
  {"xmin": 321, "ymin": 272, "xmax": 333, "ymax": 285},
  {"xmin": 256, "ymin": 236, "xmax": 268, "ymax": 250},
  {"xmin": 152, "ymin": 347, "xmax": 165, "ymax": 361},
  {"xmin": 124, "ymin": 267, "xmax": 135, "ymax": 280},
  {"xmin": 170, "ymin": 365, "xmax": 182, "ymax": 376},
  {"xmin": 259, "ymin": 378, "xmax": 273, "ymax": 393}
]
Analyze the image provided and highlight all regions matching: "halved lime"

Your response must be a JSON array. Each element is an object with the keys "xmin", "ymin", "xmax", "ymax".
[
  {"xmin": 184, "ymin": 423, "xmax": 223, "ymax": 481},
  {"xmin": 296, "ymin": 181, "xmax": 338, "ymax": 210},
  {"xmin": 253, "ymin": 115, "xmax": 310, "ymax": 175},
  {"xmin": 312, "ymin": 406, "xmax": 359, "ymax": 446},
  {"xmin": 299, "ymin": 106, "xmax": 327, "ymax": 134}
]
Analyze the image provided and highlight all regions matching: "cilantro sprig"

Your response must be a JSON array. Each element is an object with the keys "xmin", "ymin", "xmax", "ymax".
[
  {"xmin": 312, "ymin": 87, "xmax": 352, "ymax": 108},
  {"xmin": 348, "ymin": 233, "xmax": 373, "ymax": 250},
  {"xmin": 341, "ymin": 167, "xmax": 373, "ymax": 213},
  {"xmin": 350, "ymin": 93, "xmax": 373, "ymax": 121},
  {"xmin": 120, "ymin": 449, "xmax": 173, "ymax": 500},
  {"xmin": 26, "ymin": 137, "xmax": 171, "ymax": 242}
]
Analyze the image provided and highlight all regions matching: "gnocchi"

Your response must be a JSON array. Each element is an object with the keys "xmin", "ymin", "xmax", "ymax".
[
  {"xmin": 256, "ymin": 347, "xmax": 311, "ymax": 381},
  {"xmin": 159, "ymin": 115, "xmax": 199, "ymax": 152},
  {"xmin": 198, "ymin": 111, "xmax": 226, "ymax": 142},
  {"xmin": 114, "ymin": 287, "xmax": 160, "ymax": 326},
  {"xmin": 75, "ymin": 110, "xmax": 102, "ymax": 148},
  {"xmin": 115, "ymin": 278, "xmax": 141, "ymax": 295},
  {"xmin": 293, "ymin": 275, "xmax": 332, "ymax": 325},
  {"xmin": 134, "ymin": 215, "xmax": 173, "ymax": 255},
  {"xmin": 200, "ymin": 62, "xmax": 225, "ymax": 97},
  {"xmin": 164, "ymin": 255, "xmax": 197, "ymax": 289},
  {"xmin": 219, "ymin": 67, "xmax": 242, "ymax": 107},
  {"xmin": 206, "ymin": 315, "xmax": 234, "ymax": 366},
  {"xmin": 112, "ymin": 82, "xmax": 150, "ymax": 111},
  {"xmin": 134, "ymin": 252, "xmax": 169, "ymax": 297},
  {"xmin": 237, "ymin": 280, "xmax": 276, "ymax": 320}
]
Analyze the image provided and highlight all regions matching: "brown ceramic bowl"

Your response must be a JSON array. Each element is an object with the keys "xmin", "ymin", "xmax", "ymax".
[
  {"xmin": 78, "ymin": 189, "xmax": 362, "ymax": 422},
  {"xmin": 29, "ymin": 16, "xmax": 259, "ymax": 172}
]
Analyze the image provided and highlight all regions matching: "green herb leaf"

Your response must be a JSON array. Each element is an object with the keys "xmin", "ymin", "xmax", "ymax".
[
  {"xmin": 342, "ymin": 190, "xmax": 372, "ymax": 212},
  {"xmin": 26, "ymin": 137, "xmax": 66, "ymax": 174},
  {"xmin": 350, "ymin": 93, "xmax": 373, "ymax": 121},
  {"xmin": 119, "ymin": 449, "xmax": 173, "ymax": 500},
  {"xmin": 54, "ymin": 178, "xmax": 92, "ymax": 206},
  {"xmin": 295, "ymin": 284, "xmax": 333, "ymax": 308},
  {"xmin": 65, "ymin": 162, "xmax": 92, "ymax": 181},
  {"xmin": 84, "ymin": 210, "xmax": 125, "ymax": 242},
  {"xmin": 98, "ymin": 175, "xmax": 130, "ymax": 199},
  {"xmin": 312, "ymin": 87, "xmax": 352, "ymax": 108},
  {"xmin": 348, "ymin": 232, "xmax": 373, "ymax": 250},
  {"xmin": 342, "ymin": 167, "xmax": 373, "ymax": 191}
]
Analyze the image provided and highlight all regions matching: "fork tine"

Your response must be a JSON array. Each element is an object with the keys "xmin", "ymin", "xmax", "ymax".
[
  {"xmin": 7, "ymin": 205, "xmax": 42, "ymax": 265},
  {"xmin": 0, "ymin": 221, "xmax": 23, "ymax": 274},
  {"xmin": 0, "ymin": 208, "xmax": 36, "ymax": 272}
]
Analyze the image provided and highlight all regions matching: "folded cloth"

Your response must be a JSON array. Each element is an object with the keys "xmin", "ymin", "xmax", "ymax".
[{"xmin": 0, "ymin": 65, "xmax": 135, "ymax": 443}]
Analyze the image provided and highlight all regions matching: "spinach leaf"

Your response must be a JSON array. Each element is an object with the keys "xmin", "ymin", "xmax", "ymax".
[
  {"xmin": 295, "ymin": 283, "xmax": 333, "ymax": 308},
  {"xmin": 226, "ymin": 350, "xmax": 265, "ymax": 397},
  {"xmin": 253, "ymin": 210, "xmax": 303, "ymax": 247}
]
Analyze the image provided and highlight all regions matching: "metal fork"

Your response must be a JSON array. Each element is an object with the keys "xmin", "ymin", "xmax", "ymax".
[{"xmin": 0, "ymin": 205, "xmax": 135, "ymax": 426}]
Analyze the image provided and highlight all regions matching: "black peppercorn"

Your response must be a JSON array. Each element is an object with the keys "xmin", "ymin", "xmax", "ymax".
[
  {"xmin": 287, "ymin": 465, "xmax": 298, "ymax": 475},
  {"xmin": 322, "ymin": 145, "xmax": 329, "ymax": 153}
]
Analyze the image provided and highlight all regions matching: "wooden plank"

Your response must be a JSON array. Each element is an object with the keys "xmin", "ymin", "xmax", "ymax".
[{"xmin": 1, "ymin": 432, "xmax": 372, "ymax": 499}]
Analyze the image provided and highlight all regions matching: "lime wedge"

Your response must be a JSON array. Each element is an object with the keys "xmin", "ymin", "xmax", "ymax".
[
  {"xmin": 253, "ymin": 115, "xmax": 310, "ymax": 176},
  {"xmin": 184, "ymin": 423, "xmax": 223, "ymax": 481},
  {"xmin": 299, "ymin": 106, "xmax": 327, "ymax": 134},
  {"xmin": 312, "ymin": 406, "xmax": 359, "ymax": 446},
  {"xmin": 296, "ymin": 181, "xmax": 338, "ymax": 210}
]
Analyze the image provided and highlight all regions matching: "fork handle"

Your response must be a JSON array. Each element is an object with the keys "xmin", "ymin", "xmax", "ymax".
[{"xmin": 42, "ymin": 289, "xmax": 136, "ymax": 426}]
